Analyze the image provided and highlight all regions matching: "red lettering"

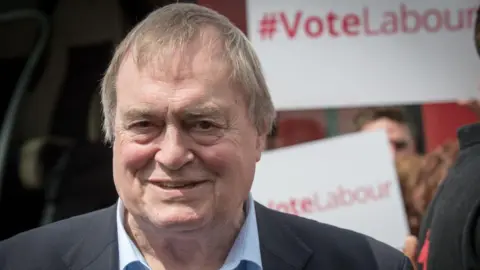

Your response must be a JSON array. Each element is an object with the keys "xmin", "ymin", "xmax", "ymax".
[
  {"xmin": 424, "ymin": 9, "xmax": 443, "ymax": 32},
  {"xmin": 280, "ymin": 11, "xmax": 303, "ymax": 38},
  {"xmin": 316, "ymin": 195, "xmax": 332, "ymax": 212},
  {"xmin": 326, "ymin": 12, "xmax": 340, "ymax": 37},
  {"xmin": 289, "ymin": 198, "xmax": 299, "ymax": 215},
  {"xmin": 342, "ymin": 14, "xmax": 360, "ymax": 36},
  {"xmin": 353, "ymin": 187, "xmax": 369, "ymax": 203},
  {"xmin": 444, "ymin": 9, "xmax": 464, "ymax": 31},
  {"xmin": 380, "ymin": 12, "xmax": 398, "ymax": 35},
  {"xmin": 277, "ymin": 202, "xmax": 290, "ymax": 213},
  {"xmin": 265, "ymin": 181, "xmax": 393, "ymax": 216},
  {"xmin": 267, "ymin": 201, "xmax": 275, "ymax": 209},
  {"xmin": 466, "ymin": 7, "xmax": 476, "ymax": 28},
  {"xmin": 270, "ymin": 5, "xmax": 477, "ymax": 41},
  {"xmin": 336, "ymin": 186, "xmax": 354, "ymax": 206},
  {"xmin": 324, "ymin": 194, "xmax": 339, "ymax": 211},
  {"xmin": 304, "ymin": 16, "xmax": 323, "ymax": 38},
  {"xmin": 378, "ymin": 181, "xmax": 392, "ymax": 198},
  {"xmin": 400, "ymin": 4, "xmax": 421, "ymax": 33},
  {"xmin": 363, "ymin": 8, "xmax": 380, "ymax": 36},
  {"xmin": 301, "ymin": 198, "xmax": 313, "ymax": 213}
]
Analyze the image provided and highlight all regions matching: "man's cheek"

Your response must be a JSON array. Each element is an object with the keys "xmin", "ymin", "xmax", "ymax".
[
  {"xmin": 195, "ymin": 145, "xmax": 236, "ymax": 176},
  {"xmin": 120, "ymin": 143, "xmax": 157, "ymax": 170}
]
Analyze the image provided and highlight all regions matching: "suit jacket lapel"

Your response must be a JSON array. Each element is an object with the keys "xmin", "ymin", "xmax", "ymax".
[
  {"xmin": 58, "ymin": 201, "xmax": 312, "ymax": 270},
  {"xmin": 78, "ymin": 241, "xmax": 118, "ymax": 270},
  {"xmin": 255, "ymin": 202, "xmax": 312, "ymax": 270},
  {"xmin": 62, "ymin": 205, "xmax": 119, "ymax": 270}
]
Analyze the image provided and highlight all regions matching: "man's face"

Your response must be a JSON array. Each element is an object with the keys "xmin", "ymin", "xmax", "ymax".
[
  {"xmin": 362, "ymin": 118, "xmax": 416, "ymax": 158},
  {"xmin": 112, "ymin": 41, "xmax": 265, "ymax": 233}
]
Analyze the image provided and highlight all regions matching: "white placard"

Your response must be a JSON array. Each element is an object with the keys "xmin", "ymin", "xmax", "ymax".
[
  {"xmin": 252, "ymin": 130, "xmax": 410, "ymax": 248},
  {"xmin": 247, "ymin": 0, "xmax": 480, "ymax": 109}
]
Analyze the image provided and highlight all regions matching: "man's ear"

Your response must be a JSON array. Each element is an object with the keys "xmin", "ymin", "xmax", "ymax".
[{"xmin": 255, "ymin": 133, "xmax": 267, "ymax": 162}]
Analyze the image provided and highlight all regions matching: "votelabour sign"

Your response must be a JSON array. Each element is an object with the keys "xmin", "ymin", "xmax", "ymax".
[
  {"xmin": 251, "ymin": 131, "xmax": 410, "ymax": 249},
  {"xmin": 267, "ymin": 181, "xmax": 392, "ymax": 216},
  {"xmin": 247, "ymin": 0, "xmax": 480, "ymax": 110}
]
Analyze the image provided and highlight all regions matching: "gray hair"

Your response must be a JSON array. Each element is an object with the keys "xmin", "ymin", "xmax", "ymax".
[{"xmin": 100, "ymin": 3, "xmax": 276, "ymax": 143}]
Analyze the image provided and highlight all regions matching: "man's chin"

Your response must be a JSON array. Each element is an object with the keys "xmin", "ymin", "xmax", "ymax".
[{"xmin": 146, "ymin": 207, "xmax": 213, "ymax": 233}]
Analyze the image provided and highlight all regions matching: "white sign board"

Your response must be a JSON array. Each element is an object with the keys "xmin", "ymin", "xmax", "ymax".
[
  {"xmin": 252, "ymin": 130, "xmax": 410, "ymax": 249},
  {"xmin": 247, "ymin": 0, "xmax": 480, "ymax": 109}
]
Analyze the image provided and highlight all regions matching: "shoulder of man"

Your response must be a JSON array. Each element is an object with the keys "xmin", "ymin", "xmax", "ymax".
[
  {"xmin": 255, "ymin": 202, "xmax": 413, "ymax": 270},
  {"xmin": 416, "ymin": 123, "xmax": 480, "ymax": 270},
  {"xmin": 0, "ymin": 206, "xmax": 115, "ymax": 270}
]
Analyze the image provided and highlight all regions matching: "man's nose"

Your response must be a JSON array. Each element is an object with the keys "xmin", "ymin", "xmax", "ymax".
[{"xmin": 154, "ymin": 126, "xmax": 194, "ymax": 170}]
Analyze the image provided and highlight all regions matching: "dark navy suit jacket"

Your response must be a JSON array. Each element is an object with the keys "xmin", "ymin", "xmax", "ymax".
[{"xmin": 0, "ymin": 202, "xmax": 413, "ymax": 270}]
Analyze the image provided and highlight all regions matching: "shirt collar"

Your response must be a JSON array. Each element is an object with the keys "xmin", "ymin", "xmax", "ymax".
[
  {"xmin": 116, "ymin": 194, "xmax": 262, "ymax": 270},
  {"xmin": 116, "ymin": 201, "xmax": 149, "ymax": 270},
  {"xmin": 220, "ymin": 194, "xmax": 263, "ymax": 270}
]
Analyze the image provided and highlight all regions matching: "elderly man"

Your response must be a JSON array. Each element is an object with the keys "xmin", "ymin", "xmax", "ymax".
[{"xmin": 0, "ymin": 3, "xmax": 413, "ymax": 270}]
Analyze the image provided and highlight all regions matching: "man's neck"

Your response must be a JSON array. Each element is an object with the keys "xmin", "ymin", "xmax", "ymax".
[{"xmin": 124, "ymin": 208, "xmax": 245, "ymax": 270}]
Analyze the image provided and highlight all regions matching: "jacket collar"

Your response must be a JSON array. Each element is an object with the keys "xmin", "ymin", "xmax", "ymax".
[
  {"xmin": 62, "ymin": 205, "xmax": 119, "ymax": 270},
  {"xmin": 255, "ymin": 202, "xmax": 313, "ymax": 270},
  {"xmin": 61, "ymin": 201, "xmax": 314, "ymax": 270}
]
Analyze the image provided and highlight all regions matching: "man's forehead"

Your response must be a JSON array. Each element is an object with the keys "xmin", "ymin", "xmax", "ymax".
[
  {"xmin": 115, "ymin": 53, "xmax": 242, "ymax": 116},
  {"xmin": 121, "ymin": 28, "xmax": 229, "ymax": 83}
]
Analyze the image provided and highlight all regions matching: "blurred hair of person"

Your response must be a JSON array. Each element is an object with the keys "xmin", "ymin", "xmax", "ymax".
[
  {"xmin": 396, "ymin": 154, "xmax": 425, "ymax": 237},
  {"xmin": 354, "ymin": 107, "xmax": 416, "ymax": 159},
  {"xmin": 395, "ymin": 142, "xmax": 459, "ymax": 238}
]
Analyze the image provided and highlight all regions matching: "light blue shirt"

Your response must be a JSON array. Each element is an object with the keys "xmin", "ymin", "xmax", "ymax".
[{"xmin": 116, "ymin": 194, "xmax": 263, "ymax": 270}]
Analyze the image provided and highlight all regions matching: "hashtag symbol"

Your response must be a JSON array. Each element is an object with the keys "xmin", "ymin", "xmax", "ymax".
[{"xmin": 258, "ymin": 13, "xmax": 277, "ymax": 40}]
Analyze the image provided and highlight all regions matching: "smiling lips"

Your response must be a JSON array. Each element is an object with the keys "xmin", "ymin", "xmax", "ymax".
[{"xmin": 152, "ymin": 180, "xmax": 210, "ymax": 190}]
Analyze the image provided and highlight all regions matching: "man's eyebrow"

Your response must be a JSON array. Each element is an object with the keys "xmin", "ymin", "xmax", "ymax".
[
  {"xmin": 182, "ymin": 105, "xmax": 225, "ymax": 118},
  {"xmin": 120, "ymin": 105, "xmax": 227, "ymax": 121},
  {"xmin": 120, "ymin": 108, "xmax": 158, "ymax": 121}
]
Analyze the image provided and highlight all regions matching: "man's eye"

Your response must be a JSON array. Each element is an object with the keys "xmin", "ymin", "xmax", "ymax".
[
  {"xmin": 190, "ymin": 120, "xmax": 218, "ymax": 132},
  {"xmin": 130, "ymin": 121, "xmax": 153, "ymax": 129},
  {"xmin": 192, "ymin": 121, "xmax": 216, "ymax": 131}
]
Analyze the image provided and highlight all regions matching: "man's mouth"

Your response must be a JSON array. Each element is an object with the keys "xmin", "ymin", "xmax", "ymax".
[{"xmin": 155, "ymin": 180, "xmax": 209, "ymax": 190}]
